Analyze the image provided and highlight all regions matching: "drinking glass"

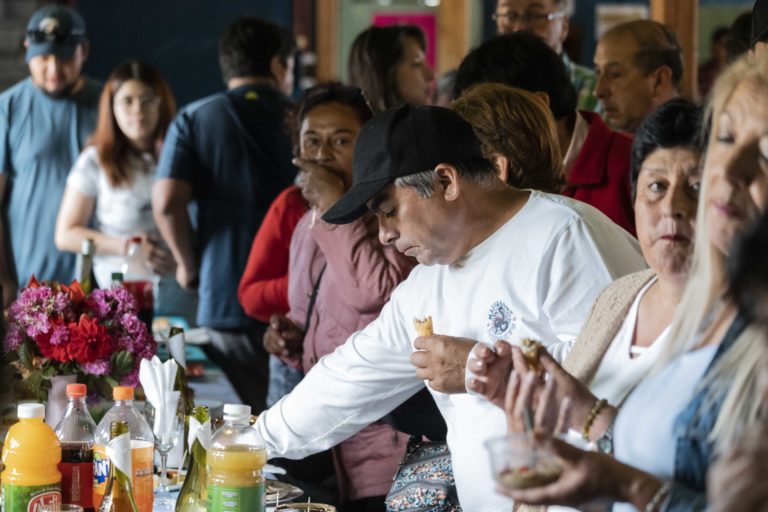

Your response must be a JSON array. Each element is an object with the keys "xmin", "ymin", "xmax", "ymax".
[{"xmin": 143, "ymin": 402, "xmax": 183, "ymax": 496}]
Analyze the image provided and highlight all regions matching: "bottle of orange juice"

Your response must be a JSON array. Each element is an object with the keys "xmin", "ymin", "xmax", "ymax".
[
  {"xmin": 93, "ymin": 386, "xmax": 154, "ymax": 512},
  {"xmin": 1, "ymin": 403, "xmax": 62, "ymax": 511},
  {"xmin": 207, "ymin": 404, "xmax": 266, "ymax": 512}
]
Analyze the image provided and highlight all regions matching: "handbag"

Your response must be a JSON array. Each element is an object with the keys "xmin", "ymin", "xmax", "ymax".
[{"xmin": 385, "ymin": 435, "xmax": 462, "ymax": 512}]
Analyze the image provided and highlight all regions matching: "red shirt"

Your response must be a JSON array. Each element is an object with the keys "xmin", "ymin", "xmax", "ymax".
[
  {"xmin": 563, "ymin": 111, "xmax": 636, "ymax": 236},
  {"xmin": 238, "ymin": 186, "xmax": 309, "ymax": 322}
]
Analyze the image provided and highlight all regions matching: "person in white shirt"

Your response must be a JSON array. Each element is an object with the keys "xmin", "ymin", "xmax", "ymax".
[{"xmin": 253, "ymin": 104, "xmax": 645, "ymax": 510}]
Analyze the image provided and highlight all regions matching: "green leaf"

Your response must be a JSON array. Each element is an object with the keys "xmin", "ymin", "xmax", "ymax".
[
  {"xmin": 111, "ymin": 351, "xmax": 134, "ymax": 377},
  {"xmin": 40, "ymin": 363, "xmax": 58, "ymax": 379},
  {"xmin": 19, "ymin": 340, "xmax": 34, "ymax": 370}
]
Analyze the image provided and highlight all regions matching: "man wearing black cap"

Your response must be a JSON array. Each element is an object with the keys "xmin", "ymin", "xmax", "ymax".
[
  {"xmin": 752, "ymin": 0, "xmax": 768, "ymax": 58},
  {"xmin": 0, "ymin": 4, "xmax": 100, "ymax": 302},
  {"xmin": 252, "ymin": 104, "xmax": 645, "ymax": 510}
]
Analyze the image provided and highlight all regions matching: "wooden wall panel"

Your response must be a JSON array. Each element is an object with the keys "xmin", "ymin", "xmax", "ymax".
[
  {"xmin": 651, "ymin": 0, "xmax": 698, "ymax": 100},
  {"xmin": 437, "ymin": 0, "xmax": 470, "ymax": 75},
  {"xmin": 316, "ymin": 0, "xmax": 340, "ymax": 81}
]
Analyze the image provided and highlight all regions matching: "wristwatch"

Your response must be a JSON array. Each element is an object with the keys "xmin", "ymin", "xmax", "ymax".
[{"xmin": 596, "ymin": 423, "xmax": 614, "ymax": 454}]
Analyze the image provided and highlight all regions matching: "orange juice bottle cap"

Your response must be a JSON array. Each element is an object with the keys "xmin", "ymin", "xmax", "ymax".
[
  {"xmin": 66, "ymin": 383, "xmax": 87, "ymax": 398},
  {"xmin": 113, "ymin": 386, "xmax": 134, "ymax": 400}
]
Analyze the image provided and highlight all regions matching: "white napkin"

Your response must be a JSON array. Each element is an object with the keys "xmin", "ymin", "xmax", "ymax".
[
  {"xmin": 188, "ymin": 416, "xmax": 212, "ymax": 451},
  {"xmin": 106, "ymin": 433, "xmax": 132, "ymax": 477},
  {"xmin": 167, "ymin": 330, "xmax": 186, "ymax": 369},
  {"xmin": 139, "ymin": 356, "xmax": 180, "ymax": 442}
]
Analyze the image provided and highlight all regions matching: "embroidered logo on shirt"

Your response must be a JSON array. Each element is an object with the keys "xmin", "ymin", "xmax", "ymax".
[{"xmin": 486, "ymin": 300, "xmax": 516, "ymax": 341}]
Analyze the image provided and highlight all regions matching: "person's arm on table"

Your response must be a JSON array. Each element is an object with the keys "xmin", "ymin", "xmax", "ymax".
[
  {"xmin": 152, "ymin": 178, "xmax": 197, "ymax": 289},
  {"xmin": 253, "ymin": 287, "xmax": 425, "ymax": 459}
]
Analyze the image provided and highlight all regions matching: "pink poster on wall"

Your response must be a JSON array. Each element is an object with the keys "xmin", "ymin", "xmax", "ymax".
[{"xmin": 372, "ymin": 13, "xmax": 437, "ymax": 69}]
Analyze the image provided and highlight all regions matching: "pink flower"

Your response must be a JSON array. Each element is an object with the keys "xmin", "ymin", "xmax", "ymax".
[{"xmin": 83, "ymin": 359, "xmax": 111, "ymax": 376}]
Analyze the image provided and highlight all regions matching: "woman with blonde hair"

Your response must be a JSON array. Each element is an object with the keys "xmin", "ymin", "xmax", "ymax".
[
  {"xmin": 487, "ymin": 54, "xmax": 768, "ymax": 511},
  {"xmin": 450, "ymin": 83, "xmax": 565, "ymax": 193}
]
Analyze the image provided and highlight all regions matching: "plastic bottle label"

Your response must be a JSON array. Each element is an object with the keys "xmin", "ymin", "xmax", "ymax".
[
  {"xmin": 93, "ymin": 442, "xmax": 154, "ymax": 512},
  {"xmin": 59, "ymin": 462, "xmax": 94, "ymax": 508},
  {"xmin": 1, "ymin": 483, "xmax": 61, "ymax": 512},
  {"xmin": 206, "ymin": 484, "xmax": 264, "ymax": 512}
]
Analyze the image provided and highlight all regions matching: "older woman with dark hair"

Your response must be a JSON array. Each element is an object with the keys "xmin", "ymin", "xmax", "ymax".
[
  {"xmin": 470, "ymin": 97, "xmax": 704, "ymax": 409},
  {"xmin": 348, "ymin": 25, "xmax": 434, "ymax": 112}
]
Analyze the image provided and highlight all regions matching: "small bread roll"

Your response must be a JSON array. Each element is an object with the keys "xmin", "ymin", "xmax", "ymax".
[
  {"xmin": 413, "ymin": 316, "xmax": 434, "ymax": 337},
  {"xmin": 521, "ymin": 338, "xmax": 544, "ymax": 375}
]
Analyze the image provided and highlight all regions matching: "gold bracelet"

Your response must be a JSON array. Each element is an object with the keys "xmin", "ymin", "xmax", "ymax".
[
  {"xmin": 582, "ymin": 398, "xmax": 608, "ymax": 441},
  {"xmin": 644, "ymin": 481, "xmax": 671, "ymax": 512}
]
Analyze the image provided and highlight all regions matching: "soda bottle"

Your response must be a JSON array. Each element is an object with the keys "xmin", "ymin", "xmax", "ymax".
[
  {"xmin": 93, "ymin": 386, "xmax": 154, "ymax": 512},
  {"xmin": 176, "ymin": 406, "xmax": 210, "ymax": 512},
  {"xmin": 207, "ymin": 404, "xmax": 267, "ymax": 512},
  {"xmin": 55, "ymin": 383, "xmax": 97, "ymax": 512},
  {"xmin": 121, "ymin": 236, "xmax": 154, "ymax": 329},
  {"xmin": 98, "ymin": 420, "xmax": 139, "ymax": 512},
  {"xmin": 1, "ymin": 403, "xmax": 62, "ymax": 511}
]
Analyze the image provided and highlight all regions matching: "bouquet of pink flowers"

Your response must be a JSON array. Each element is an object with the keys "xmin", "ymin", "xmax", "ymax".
[{"xmin": 4, "ymin": 276, "xmax": 156, "ymax": 401}]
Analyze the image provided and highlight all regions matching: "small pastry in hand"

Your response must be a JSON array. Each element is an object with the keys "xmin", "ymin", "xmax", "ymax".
[
  {"xmin": 521, "ymin": 338, "xmax": 544, "ymax": 376},
  {"xmin": 413, "ymin": 316, "xmax": 434, "ymax": 337}
]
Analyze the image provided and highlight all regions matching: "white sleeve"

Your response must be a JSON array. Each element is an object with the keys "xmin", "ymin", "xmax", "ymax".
[
  {"xmin": 540, "ymin": 216, "xmax": 645, "ymax": 344},
  {"xmin": 66, "ymin": 146, "xmax": 101, "ymax": 198},
  {"xmin": 253, "ymin": 285, "xmax": 425, "ymax": 459}
]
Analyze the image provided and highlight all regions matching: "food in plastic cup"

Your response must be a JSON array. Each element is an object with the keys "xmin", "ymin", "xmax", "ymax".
[{"xmin": 484, "ymin": 433, "xmax": 563, "ymax": 491}]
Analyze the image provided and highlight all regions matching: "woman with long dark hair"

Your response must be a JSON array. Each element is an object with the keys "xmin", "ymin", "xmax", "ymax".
[{"xmin": 55, "ymin": 60, "xmax": 195, "ymax": 318}]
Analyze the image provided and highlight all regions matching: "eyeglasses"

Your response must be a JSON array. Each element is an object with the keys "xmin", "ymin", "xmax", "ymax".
[
  {"xmin": 492, "ymin": 10, "xmax": 567, "ymax": 26},
  {"xmin": 114, "ymin": 95, "xmax": 161, "ymax": 111},
  {"xmin": 26, "ymin": 28, "xmax": 84, "ymax": 45}
]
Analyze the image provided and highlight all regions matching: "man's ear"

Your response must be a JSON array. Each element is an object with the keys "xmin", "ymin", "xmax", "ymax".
[
  {"xmin": 78, "ymin": 40, "xmax": 90, "ymax": 62},
  {"xmin": 491, "ymin": 154, "xmax": 510, "ymax": 183},
  {"xmin": 434, "ymin": 163, "xmax": 460, "ymax": 201},
  {"xmin": 270, "ymin": 55, "xmax": 286, "ymax": 85},
  {"xmin": 651, "ymin": 66, "xmax": 674, "ymax": 97}
]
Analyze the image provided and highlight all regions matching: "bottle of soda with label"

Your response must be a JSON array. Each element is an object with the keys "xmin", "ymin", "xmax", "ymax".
[
  {"xmin": 98, "ymin": 420, "xmax": 139, "ymax": 512},
  {"xmin": 55, "ymin": 383, "xmax": 97, "ymax": 511},
  {"xmin": 93, "ymin": 386, "xmax": 154, "ymax": 512},
  {"xmin": 1, "ymin": 403, "xmax": 62, "ymax": 511},
  {"xmin": 207, "ymin": 404, "xmax": 266, "ymax": 512}
]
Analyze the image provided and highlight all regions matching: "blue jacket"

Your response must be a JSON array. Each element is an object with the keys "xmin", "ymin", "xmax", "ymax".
[{"xmin": 664, "ymin": 312, "xmax": 749, "ymax": 510}]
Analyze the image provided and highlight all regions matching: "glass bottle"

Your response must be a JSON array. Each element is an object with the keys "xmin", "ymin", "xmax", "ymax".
[
  {"xmin": 76, "ymin": 238, "xmax": 96, "ymax": 293},
  {"xmin": 55, "ymin": 383, "xmax": 97, "ymax": 512},
  {"xmin": 175, "ymin": 406, "xmax": 210, "ymax": 512},
  {"xmin": 98, "ymin": 421, "xmax": 139, "ymax": 512}
]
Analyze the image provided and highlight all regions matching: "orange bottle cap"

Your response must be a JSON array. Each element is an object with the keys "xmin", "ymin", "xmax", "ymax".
[
  {"xmin": 66, "ymin": 383, "xmax": 87, "ymax": 397},
  {"xmin": 113, "ymin": 386, "xmax": 134, "ymax": 400}
]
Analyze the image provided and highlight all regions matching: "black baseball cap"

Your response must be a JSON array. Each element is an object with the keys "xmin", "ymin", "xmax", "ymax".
[
  {"xmin": 753, "ymin": 0, "xmax": 768, "ymax": 46},
  {"xmin": 25, "ymin": 5, "xmax": 86, "ymax": 63},
  {"xmin": 322, "ymin": 104, "xmax": 484, "ymax": 225}
]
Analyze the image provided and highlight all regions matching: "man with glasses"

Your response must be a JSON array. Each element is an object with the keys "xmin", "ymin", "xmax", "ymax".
[
  {"xmin": 494, "ymin": 0, "xmax": 599, "ymax": 112},
  {"xmin": 153, "ymin": 17, "xmax": 297, "ymax": 413},
  {"xmin": 0, "ymin": 5, "xmax": 100, "ymax": 303}
]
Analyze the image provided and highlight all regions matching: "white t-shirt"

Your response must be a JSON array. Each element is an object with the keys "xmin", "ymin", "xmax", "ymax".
[
  {"xmin": 254, "ymin": 191, "xmax": 646, "ymax": 511},
  {"xmin": 67, "ymin": 146, "xmax": 157, "ymax": 287},
  {"xmin": 612, "ymin": 345, "xmax": 717, "ymax": 512},
  {"xmin": 589, "ymin": 277, "xmax": 670, "ymax": 406}
]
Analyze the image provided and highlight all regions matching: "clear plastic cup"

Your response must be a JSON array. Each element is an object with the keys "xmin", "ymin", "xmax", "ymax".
[{"xmin": 484, "ymin": 433, "xmax": 563, "ymax": 491}]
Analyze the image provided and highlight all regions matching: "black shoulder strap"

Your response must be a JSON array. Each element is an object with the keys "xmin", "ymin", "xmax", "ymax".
[{"xmin": 303, "ymin": 263, "xmax": 327, "ymax": 333}]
